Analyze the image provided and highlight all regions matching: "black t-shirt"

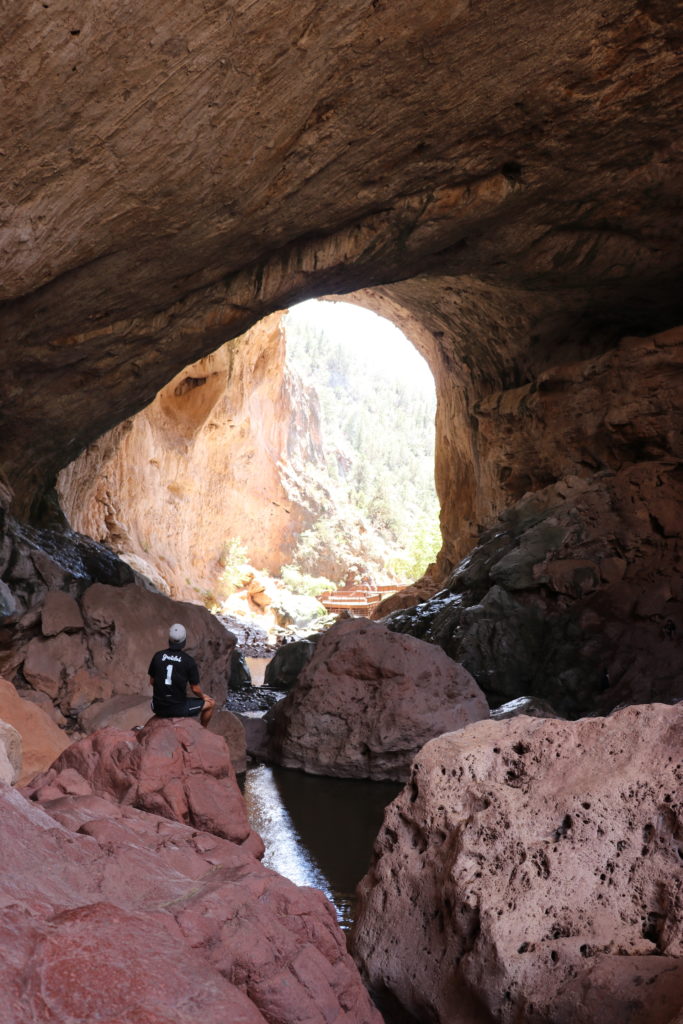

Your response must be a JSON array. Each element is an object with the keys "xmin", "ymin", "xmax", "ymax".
[{"xmin": 148, "ymin": 647, "xmax": 200, "ymax": 710}]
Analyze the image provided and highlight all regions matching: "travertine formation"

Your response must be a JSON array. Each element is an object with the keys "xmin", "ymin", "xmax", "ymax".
[
  {"xmin": 266, "ymin": 618, "xmax": 489, "ymax": 780},
  {"xmin": 351, "ymin": 704, "xmax": 683, "ymax": 1024},
  {"xmin": 1, "ymin": 1, "xmax": 681, "ymax": 533},
  {"xmin": 57, "ymin": 314, "xmax": 327, "ymax": 599},
  {"xmin": 1, "ymin": 6, "xmax": 682, "ymax": 1021}
]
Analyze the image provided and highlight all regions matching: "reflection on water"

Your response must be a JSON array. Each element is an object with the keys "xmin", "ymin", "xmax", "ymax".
[{"xmin": 242, "ymin": 763, "xmax": 402, "ymax": 930}]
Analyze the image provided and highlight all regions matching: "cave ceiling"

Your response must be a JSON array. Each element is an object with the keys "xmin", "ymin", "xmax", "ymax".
[{"xmin": 1, "ymin": 0, "xmax": 682, "ymax": 514}]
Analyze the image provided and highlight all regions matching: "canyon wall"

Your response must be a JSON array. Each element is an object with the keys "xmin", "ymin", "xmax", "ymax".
[{"xmin": 56, "ymin": 314, "xmax": 326, "ymax": 600}]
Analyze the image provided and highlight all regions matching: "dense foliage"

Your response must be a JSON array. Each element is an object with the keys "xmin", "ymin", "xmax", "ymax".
[{"xmin": 283, "ymin": 307, "xmax": 440, "ymax": 582}]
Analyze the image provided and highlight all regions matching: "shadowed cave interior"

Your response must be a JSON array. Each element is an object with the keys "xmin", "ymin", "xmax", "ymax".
[{"xmin": 1, "ymin": 2, "xmax": 682, "ymax": 1022}]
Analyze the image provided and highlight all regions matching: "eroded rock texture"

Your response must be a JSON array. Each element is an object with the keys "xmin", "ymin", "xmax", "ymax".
[
  {"xmin": 25, "ymin": 718, "xmax": 259, "ymax": 850},
  {"xmin": 1, "ymin": 0, "xmax": 681, "ymax": 728},
  {"xmin": 387, "ymin": 458, "xmax": 683, "ymax": 716},
  {"xmin": 57, "ymin": 314, "xmax": 327, "ymax": 599},
  {"xmin": 2, "ymin": 721, "xmax": 380, "ymax": 1024},
  {"xmin": 266, "ymin": 618, "xmax": 489, "ymax": 780},
  {"xmin": 351, "ymin": 704, "xmax": 683, "ymax": 1024},
  {"xmin": 0, "ymin": 503, "xmax": 237, "ymax": 723},
  {"xmin": 1, "ymin": 0, "xmax": 682, "ymax": 525}
]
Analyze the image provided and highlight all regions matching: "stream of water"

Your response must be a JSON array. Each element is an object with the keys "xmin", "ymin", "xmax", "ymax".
[{"xmin": 242, "ymin": 763, "xmax": 402, "ymax": 931}]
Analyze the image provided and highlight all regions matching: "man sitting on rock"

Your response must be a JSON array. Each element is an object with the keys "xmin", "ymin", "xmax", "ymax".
[{"xmin": 148, "ymin": 623, "xmax": 216, "ymax": 728}]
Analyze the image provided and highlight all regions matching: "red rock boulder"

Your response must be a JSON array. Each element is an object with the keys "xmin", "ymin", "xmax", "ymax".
[
  {"xmin": 25, "ymin": 717, "xmax": 258, "ymax": 849},
  {"xmin": 1, "ymin": 781, "xmax": 381, "ymax": 1024},
  {"xmin": 267, "ymin": 618, "xmax": 489, "ymax": 781},
  {"xmin": 351, "ymin": 703, "xmax": 683, "ymax": 1024}
]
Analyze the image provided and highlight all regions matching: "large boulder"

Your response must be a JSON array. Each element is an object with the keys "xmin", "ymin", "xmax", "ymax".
[
  {"xmin": 0, "ymin": 677, "xmax": 70, "ymax": 784},
  {"xmin": 207, "ymin": 709, "xmax": 248, "ymax": 774},
  {"xmin": 25, "ymin": 718, "xmax": 258, "ymax": 851},
  {"xmin": 264, "ymin": 638, "xmax": 317, "ymax": 691},
  {"xmin": 266, "ymin": 618, "xmax": 489, "ymax": 781},
  {"xmin": 1, "ymin": 783, "xmax": 381, "ymax": 1024},
  {"xmin": 387, "ymin": 460, "xmax": 683, "ymax": 717},
  {"xmin": 351, "ymin": 703, "xmax": 683, "ymax": 1024}
]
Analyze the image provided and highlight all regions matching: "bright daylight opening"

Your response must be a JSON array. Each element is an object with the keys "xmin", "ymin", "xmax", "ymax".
[{"xmin": 214, "ymin": 298, "xmax": 440, "ymax": 637}]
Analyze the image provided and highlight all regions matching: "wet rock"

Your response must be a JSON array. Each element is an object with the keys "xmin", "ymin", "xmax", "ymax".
[
  {"xmin": 491, "ymin": 696, "xmax": 562, "ymax": 720},
  {"xmin": 1, "ymin": 783, "xmax": 381, "ymax": 1024},
  {"xmin": 0, "ymin": 720, "xmax": 22, "ymax": 784},
  {"xmin": 236, "ymin": 712, "xmax": 271, "ymax": 761},
  {"xmin": 264, "ymin": 638, "xmax": 317, "ymax": 691},
  {"xmin": 0, "ymin": 578, "xmax": 17, "ymax": 620},
  {"xmin": 226, "ymin": 686, "xmax": 287, "ymax": 714},
  {"xmin": 386, "ymin": 462, "xmax": 683, "ymax": 717},
  {"xmin": 0, "ymin": 677, "xmax": 70, "ymax": 784},
  {"xmin": 266, "ymin": 618, "xmax": 489, "ymax": 781},
  {"xmin": 12, "ymin": 520, "xmax": 135, "ymax": 589},
  {"xmin": 25, "ymin": 718, "xmax": 258, "ymax": 849},
  {"xmin": 352, "ymin": 703, "xmax": 683, "ymax": 1024}
]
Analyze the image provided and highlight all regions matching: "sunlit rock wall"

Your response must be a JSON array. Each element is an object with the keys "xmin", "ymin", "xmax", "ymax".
[{"xmin": 57, "ymin": 315, "xmax": 325, "ymax": 600}]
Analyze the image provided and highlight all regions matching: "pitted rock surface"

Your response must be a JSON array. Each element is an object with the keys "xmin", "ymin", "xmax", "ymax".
[
  {"xmin": 25, "ymin": 717, "xmax": 257, "ymax": 849},
  {"xmin": 351, "ymin": 703, "xmax": 683, "ymax": 1024},
  {"xmin": 266, "ymin": 617, "xmax": 489, "ymax": 781},
  {"xmin": 0, "ymin": 783, "xmax": 381, "ymax": 1024}
]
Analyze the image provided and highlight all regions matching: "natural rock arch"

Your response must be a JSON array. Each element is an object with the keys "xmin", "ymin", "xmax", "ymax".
[{"xmin": 1, "ymin": 0, "xmax": 681, "ymax": 528}]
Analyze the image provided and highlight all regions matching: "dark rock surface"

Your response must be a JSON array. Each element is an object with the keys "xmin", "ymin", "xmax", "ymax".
[
  {"xmin": 386, "ymin": 461, "xmax": 683, "ymax": 717},
  {"xmin": 264, "ymin": 638, "xmax": 318, "ymax": 691},
  {"xmin": 351, "ymin": 703, "xmax": 683, "ymax": 1024}
]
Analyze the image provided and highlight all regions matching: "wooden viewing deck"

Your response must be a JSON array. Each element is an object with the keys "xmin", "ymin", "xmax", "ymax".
[{"xmin": 318, "ymin": 584, "xmax": 402, "ymax": 616}]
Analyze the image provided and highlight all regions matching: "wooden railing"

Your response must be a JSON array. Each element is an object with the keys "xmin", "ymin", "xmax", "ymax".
[{"xmin": 318, "ymin": 584, "xmax": 403, "ymax": 615}]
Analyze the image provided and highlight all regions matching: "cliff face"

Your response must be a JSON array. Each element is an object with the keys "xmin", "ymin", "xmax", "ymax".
[{"xmin": 56, "ymin": 315, "xmax": 326, "ymax": 599}]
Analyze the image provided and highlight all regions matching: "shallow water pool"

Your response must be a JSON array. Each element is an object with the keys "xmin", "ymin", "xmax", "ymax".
[{"xmin": 242, "ymin": 762, "xmax": 402, "ymax": 930}]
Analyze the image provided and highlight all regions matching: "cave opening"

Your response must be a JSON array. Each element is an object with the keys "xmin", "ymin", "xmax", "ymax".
[{"xmin": 55, "ymin": 295, "xmax": 442, "ymax": 640}]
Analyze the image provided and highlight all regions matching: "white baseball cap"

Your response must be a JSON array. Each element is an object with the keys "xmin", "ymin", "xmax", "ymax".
[{"xmin": 169, "ymin": 623, "xmax": 187, "ymax": 644}]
